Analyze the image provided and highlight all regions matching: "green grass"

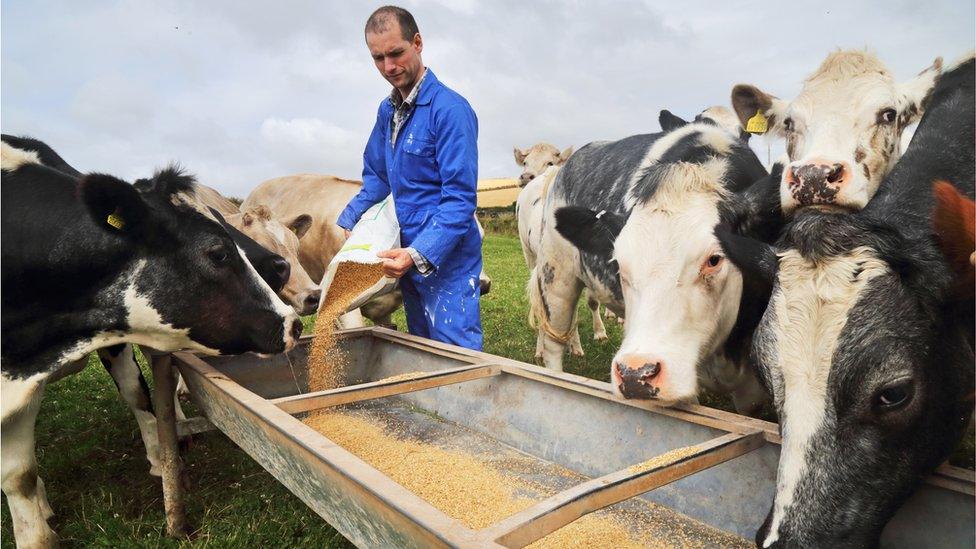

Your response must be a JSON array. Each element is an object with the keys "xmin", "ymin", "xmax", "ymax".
[{"xmin": 2, "ymin": 233, "xmax": 972, "ymax": 546}]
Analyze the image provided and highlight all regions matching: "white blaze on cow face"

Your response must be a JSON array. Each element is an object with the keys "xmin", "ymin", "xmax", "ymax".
[
  {"xmin": 733, "ymin": 50, "xmax": 941, "ymax": 214},
  {"xmin": 514, "ymin": 143, "xmax": 573, "ymax": 187},
  {"xmin": 760, "ymin": 247, "xmax": 889, "ymax": 547},
  {"xmin": 610, "ymin": 160, "xmax": 742, "ymax": 404}
]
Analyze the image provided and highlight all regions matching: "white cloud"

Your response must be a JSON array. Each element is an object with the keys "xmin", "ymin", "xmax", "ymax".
[{"xmin": 1, "ymin": 0, "xmax": 973, "ymax": 200}]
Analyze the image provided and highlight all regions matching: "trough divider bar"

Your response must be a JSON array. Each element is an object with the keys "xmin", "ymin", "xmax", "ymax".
[
  {"xmin": 271, "ymin": 363, "xmax": 502, "ymax": 414},
  {"xmin": 496, "ymin": 364, "xmax": 774, "ymax": 439},
  {"xmin": 481, "ymin": 431, "xmax": 765, "ymax": 548}
]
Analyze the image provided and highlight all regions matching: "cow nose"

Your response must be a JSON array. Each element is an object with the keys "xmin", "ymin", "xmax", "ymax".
[
  {"xmin": 303, "ymin": 290, "xmax": 321, "ymax": 315},
  {"xmin": 289, "ymin": 318, "xmax": 303, "ymax": 341},
  {"xmin": 786, "ymin": 159, "xmax": 851, "ymax": 207},
  {"xmin": 614, "ymin": 355, "xmax": 663, "ymax": 399},
  {"xmin": 519, "ymin": 173, "xmax": 534, "ymax": 186},
  {"xmin": 479, "ymin": 278, "xmax": 491, "ymax": 296}
]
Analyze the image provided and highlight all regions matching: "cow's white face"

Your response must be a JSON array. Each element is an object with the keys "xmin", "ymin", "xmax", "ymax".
[
  {"xmin": 610, "ymin": 164, "xmax": 742, "ymax": 403},
  {"xmin": 514, "ymin": 143, "xmax": 573, "ymax": 187},
  {"xmin": 732, "ymin": 51, "xmax": 941, "ymax": 214}
]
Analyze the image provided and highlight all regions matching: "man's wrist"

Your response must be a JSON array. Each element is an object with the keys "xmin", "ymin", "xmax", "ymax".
[{"xmin": 406, "ymin": 247, "xmax": 433, "ymax": 275}]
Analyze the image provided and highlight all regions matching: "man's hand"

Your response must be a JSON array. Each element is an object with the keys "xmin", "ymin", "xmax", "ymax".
[{"xmin": 377, "ymin": 248, "xmax": 415, "ymax": 278}]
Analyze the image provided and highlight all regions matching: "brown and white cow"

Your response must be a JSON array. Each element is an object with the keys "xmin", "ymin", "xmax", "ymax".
[
  {"xmin": 243, "ymin": 174, "xmax": 492, "ymax": 328},
  {"xmin": 731, "ymin": 49, "xmax": 942, "ymax": 214},
  {"xmin": 515, "ymin": 143, "xmax": 613, "ymax": 357},
  {"xmin": 192, "ymin": 183, "xmax": 321, "ymax": 316}
]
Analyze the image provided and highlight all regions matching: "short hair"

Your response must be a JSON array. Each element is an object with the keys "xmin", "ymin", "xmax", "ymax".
[{"xmin": 365, "ymin": 6, "xmax": 419, "ymax": 41}]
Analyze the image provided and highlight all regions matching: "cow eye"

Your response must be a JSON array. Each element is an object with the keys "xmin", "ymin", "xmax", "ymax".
[
  {"xmin": 547, "ymin": 161, "xmax": 554, "ymax": 166},
  {"xmin": 873, "ymin": 380, "xmax": 913, "ymax": 410},
  {"xmin": 207, "ymin": 245, "xmax": 230, "ymax": 266},
  {"xmin": 877, "ymin": 108, "xmax": 897, "ymax": 125},
  {"xmin": 707, "ymin": 254, "xmax": 723, "ymax": 268}
]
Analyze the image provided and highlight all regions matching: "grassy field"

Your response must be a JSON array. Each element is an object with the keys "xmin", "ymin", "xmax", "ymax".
[{"xmin": 2, "ymin": 233, "xmax": 972, "ymax": 547}]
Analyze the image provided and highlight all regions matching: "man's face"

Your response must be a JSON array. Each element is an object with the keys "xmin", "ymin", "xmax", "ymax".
[{"xmin": 366, "ymin": 22, "xmax": 423, "ymax": 94}]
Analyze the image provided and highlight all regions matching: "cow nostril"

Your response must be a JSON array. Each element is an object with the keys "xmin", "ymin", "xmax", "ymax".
[
  {"xmin": 826, "ymin": 164, "xmax": 845, "ymax": 183},
  {"xmin": 640, "ymin": 362, "xmax": 661, "ymax": 382},
  {"xmin": 304, "ymin": 291, "xmax": 321, "ymax": 311}
]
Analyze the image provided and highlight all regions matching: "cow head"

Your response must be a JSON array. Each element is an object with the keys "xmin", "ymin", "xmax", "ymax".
[
  {"xmin": 555, "ymin": 126, "xmax": 767, "ymax": 403},
  {"xmin": 720, "ymin": 209, "xmax": 974, "ymax": 548},
  {"xmin": 514, "ymin": 143, "xmax": 573, "ymax": 187},
  {"xmin": 85, "ymin": 167, "xmax": 302, "ymax": 355},
  {"xmin": 732, "ymin": 50, "xmax": 942, "ymax": 214},
  {"xmin": 225, "ymin": 205, "xmax": 321, "ymax": 315}
]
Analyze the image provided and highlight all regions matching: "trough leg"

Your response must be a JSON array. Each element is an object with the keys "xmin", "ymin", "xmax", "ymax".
[{"xmin": 150, "ymin": 353, "xmax": 190, "ymax": 538}]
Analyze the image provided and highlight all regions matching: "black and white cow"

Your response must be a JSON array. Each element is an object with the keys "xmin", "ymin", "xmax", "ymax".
[
  {"xmin": 1, "ymin": 144, "xmax": 302, "ymax": 547},
  {"xmin": 1, "ymin": 135, "xmax": 296, "ymax": 478},
  {"xmin": 530, "ymin": 107, "xmax": 778, "ymax": 413},
  {"xmin": 731, "ymin": 49, "xmax": 942, "ymax": 214},
  {"xmin": 719, "ymin": 56, "xmax": 975, "ymax": 548}
]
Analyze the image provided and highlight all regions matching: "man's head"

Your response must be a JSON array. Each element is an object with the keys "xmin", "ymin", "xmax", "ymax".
[{"xmin": 365, "ymin": 6, "xmax": 424, "ymax": 97}]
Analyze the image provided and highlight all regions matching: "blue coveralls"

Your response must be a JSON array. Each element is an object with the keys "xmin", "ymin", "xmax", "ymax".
[{"xmin": 337, "ymin": 70, "xmax": 483, "ymax": 351}]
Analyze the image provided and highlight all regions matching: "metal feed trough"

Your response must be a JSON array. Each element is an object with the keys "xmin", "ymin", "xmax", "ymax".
[{"xmin": 162, "ymin": 327, "xmax": 974, "ymax": 548}]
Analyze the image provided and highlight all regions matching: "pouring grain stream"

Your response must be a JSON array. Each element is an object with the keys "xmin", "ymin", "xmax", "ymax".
[{"xmin": 307, "ymin": 261, "xmax": 386, "ymax": 391}]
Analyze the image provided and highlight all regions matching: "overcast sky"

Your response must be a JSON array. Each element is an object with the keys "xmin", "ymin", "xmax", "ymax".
[{"xmin": 2, "ymin": 1, "xmax": 973, "ymax": 198}]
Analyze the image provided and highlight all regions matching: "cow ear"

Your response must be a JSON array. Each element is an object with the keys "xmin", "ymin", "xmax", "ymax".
[
  {"xmin": 931, "ymin": 180, "xmax": 975, "ymax": 300},
  {"xmin": 559, "ymin": 146, "xmax": 574, "ymax": 163},
  {"xmin": 896, "ymin": 57, "xmax": 943, "ymax": 128},
  {"xmin": 514, "ymin": 147, "xmax": 528, "ymax": 166},
  {"xmin": 731, "ymin": 84, "xmax": 788, "ymax": 136},
  {"xmin": 79, "ymin": 173, "xmax": 151, "ymax": 236},
  {"xmin": 715, "ymin": 224, "xmax": 779, "ymax": 294},
  {"xmin": 728, "ymin": 161, "xmax": 786, "ymax": 242},
  {"xmin": 554, "ymin": 206, "xmax": 625, "ymax": 257},
  {"xmin": 286, "ymin": 214, "xmax": 313, "ymax": 239},
  {"xmin": 659, "ymin": 109, "xmax": 689, "ymax": 132}
]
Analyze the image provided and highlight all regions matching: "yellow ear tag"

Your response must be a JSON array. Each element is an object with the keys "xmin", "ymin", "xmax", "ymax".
[
  {"xmin": 745, "ymin": 109, "xmax": 768, "ymax": 134},
  {"xmin": 106, "ymin": 212, "xmax": 125, "ymax": 230}
]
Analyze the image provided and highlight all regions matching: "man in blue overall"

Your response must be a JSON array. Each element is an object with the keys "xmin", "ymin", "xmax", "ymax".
[{"xmin": 337, "ymin": 6, "xmax": 483, "ymax": 350}]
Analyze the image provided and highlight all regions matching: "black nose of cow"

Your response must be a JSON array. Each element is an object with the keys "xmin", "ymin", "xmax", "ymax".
[
  {"xmin": 615, "ymin": 359, "xmax": 662, "ymax": 399},
  {"xmin": 786, "ymin": 159, "xmax": 851, "ymax": 207},
  {"xmin": 303, "ymin": 290, "xmax": 321, "ymax": 315},
  {"xmin": 289, "ymin": 318, "xmax": 303, "ymax": 341}
]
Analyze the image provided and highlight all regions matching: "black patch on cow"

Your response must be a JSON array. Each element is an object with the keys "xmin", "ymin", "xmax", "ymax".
[{"xmin": 554, "ymin": 207, "xmax": 626, "ymax": 258}]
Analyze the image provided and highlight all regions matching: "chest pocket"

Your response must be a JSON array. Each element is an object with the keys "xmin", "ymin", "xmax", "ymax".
[{"xmin": 401, "ymin": 137, "xmax": 439, "ymax": 182}]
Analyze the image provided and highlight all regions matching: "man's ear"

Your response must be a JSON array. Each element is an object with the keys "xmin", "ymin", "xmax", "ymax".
[
  {"xmin": 931, "ymin": 180, "xmax": 975, "ymax": 300},
  {"xmin": 286, "ymin": 214, "xmax": 313, "ymax": 240},
  {"xmin": 731, "ymin": 84, "xmax": 789, "ymax": 136},
  {"xmin": 658, "ymin": 109, "xmax": 689, "ymax": 132},
  {"xmin": 514, "ymin": 147, "xmax": 528, "ymax": 166},
  {"xmin": 554, "ymin": 206, "xmax": 626, "ymax": 257},
  {"xmin": 79, "ymin": 173, "xmax": 150, "ymax": 237},
  {"xmin": 896, "ymin": 57, "xmax": 943, "ymax": 129}
]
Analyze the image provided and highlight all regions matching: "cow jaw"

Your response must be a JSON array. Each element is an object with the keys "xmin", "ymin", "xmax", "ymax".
[{"xmin": 611, "ymin": 187, "xmax": 741, "ymax": 404}]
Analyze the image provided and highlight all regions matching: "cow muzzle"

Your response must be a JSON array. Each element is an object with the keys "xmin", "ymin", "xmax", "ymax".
[
  {"xmin": 784, "ymin": 158, "xmax": 852, "ymax": 211},
  {"xmin": 613, "ymin": 354, "xmax": 664, "ymax": 399}
]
